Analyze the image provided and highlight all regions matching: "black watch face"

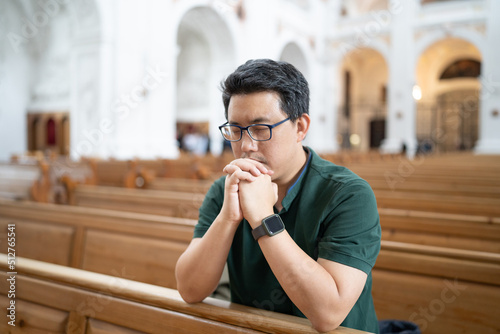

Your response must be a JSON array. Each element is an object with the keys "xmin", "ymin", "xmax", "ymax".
[{"xmin": 265, "ymin": 215, "xmax": 284, "ymax": 234}]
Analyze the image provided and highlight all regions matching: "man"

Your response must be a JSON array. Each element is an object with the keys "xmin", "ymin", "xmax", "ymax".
[{"xmin": 175, "ymin": 59, "xmax": 381, "ymax": 333}]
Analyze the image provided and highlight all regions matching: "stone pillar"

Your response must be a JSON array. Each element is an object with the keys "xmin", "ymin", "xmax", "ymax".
[
  {"xmin": 144, "ymin": 0, "xmax": 179, "ymax": 159},
  {"xmin": 475, "ymin": 0, "xmax": 500, "ymax": 154},
  {"xmin": 69, "ymin": 0, "xmax": 113, "ymax": 160},
  {"xmin": 308, "ymin": 0, "xmax": 339, "ymax": 153},
  {"xmin": 380, "ymin": 0, "xmax": 418, "ymax": 158}
]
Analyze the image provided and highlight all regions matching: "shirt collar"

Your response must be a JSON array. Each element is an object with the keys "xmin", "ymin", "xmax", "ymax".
[{"xmin": 280, "ymin": 147, "xmax": 312, "ymax": 211}]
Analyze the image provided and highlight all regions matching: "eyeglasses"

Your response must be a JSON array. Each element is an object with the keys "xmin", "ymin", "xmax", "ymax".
[{"xmin": 219, "ymin": 118, "xmax": 290, "ymax": 142}]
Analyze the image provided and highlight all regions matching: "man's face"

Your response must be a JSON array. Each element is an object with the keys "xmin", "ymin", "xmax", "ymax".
[{"xmin": 227, "ymin": 91, "xmax": 302, "ymax": 182}]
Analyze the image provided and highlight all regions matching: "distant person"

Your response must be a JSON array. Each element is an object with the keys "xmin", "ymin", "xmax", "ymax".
[
  {"xmin": 182, "ymin": 125, "xmax": 209, "ymax": 156},
  {"xmin": 175, "ymin": 59, "xmax": 381, "ymax": 333}
]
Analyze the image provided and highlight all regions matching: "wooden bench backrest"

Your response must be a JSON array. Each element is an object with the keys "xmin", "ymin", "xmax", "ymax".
[
  {"xmin": 374, "ymin": 189, "xmax": 500, "ymax": 217},
  {"xmin": 72, "ymin": 185, "xmax": 204, "ymax": 219},
  {"xmin": 372, "ymin": 241, "xmax": 500, "ymax": 333},
  {"xmin": 69, "ymin": 184, "xmax": 500, "ymax": 253},
  {"xmin": 0, "ymin": 255, "xmax": 366, "ymax": 334},
  {"xmin": 1, "ymin": 200, "xmax": 499, "ymax": 333},
  {"xmin": 148, "ymin": 177, "xmax": 214, "ymax": 193},
  {"xmin": 0, "ymin": 199, "xmax": 195, "ymax": 288},
  {"xmin": 379, "ymin": 208, "xmax": 500, "ymax": 253}
]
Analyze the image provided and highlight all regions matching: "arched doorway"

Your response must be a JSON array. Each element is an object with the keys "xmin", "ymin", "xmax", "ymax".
[
  {"xmin": 279, "ymin": 42, "xmax": 309, "ymax": 80},
  {"xmin": 339, "ymin": 48, "xmax": 388, "ymax": 151},
  {"xmin": 175, "ymin": 6, "xmax": 236, "ymax": 156},
  {"xmin": 415, "ymin": 38, "xmax": 481, "ymax": 152}
]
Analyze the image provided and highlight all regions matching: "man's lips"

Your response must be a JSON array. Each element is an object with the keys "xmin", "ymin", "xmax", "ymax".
[{"xmin": 242, "ymin": 155, "xmax": 267, "ymax": 165}]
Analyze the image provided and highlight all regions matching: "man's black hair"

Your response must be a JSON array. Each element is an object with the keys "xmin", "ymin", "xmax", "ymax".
[{"xmin": 221, "ymin": 59, "xmax": 310, "ymax": 122}]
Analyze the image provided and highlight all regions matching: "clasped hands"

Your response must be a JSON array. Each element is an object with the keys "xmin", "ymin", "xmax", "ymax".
[{"xmin": 222, "ymin": 158, "xmax": 278, "ymax": 228}]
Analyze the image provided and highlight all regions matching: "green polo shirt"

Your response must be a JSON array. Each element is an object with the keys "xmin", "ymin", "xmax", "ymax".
[{"xmin": 194, "ymin": 147, "xmax": 381, "ymax": 333}]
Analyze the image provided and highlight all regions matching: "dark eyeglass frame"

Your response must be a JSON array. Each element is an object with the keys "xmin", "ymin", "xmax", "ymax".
[{"xmin": 218, "ymin": 117, "xmax": 291, "ymax": 142}]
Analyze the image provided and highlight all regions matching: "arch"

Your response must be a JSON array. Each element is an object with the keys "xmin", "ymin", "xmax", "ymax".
[
  {"xmin": 414, "ymin": 28, "xmax": 485, "ymax": 69},
  {"xmin": 342, "ymin": 0, "xmax": 388, "ymax": 16},
  {"xmin": 415, "ymin": 37, "xmax": 482, "ymax": 100},
  {"xmin": 332, "ymin": 37, "xmax": 389, "ymax": 66},
  {"xmin": 175, "ymin": 6, "xmax": 236, "ymax": 122},
  {"xmin": 171, "ymin": 0, "xmax": 241, "ymax": 57},
  {"xmin": 279, "ymin": 41, "xmax": 310, "ymax": 80},
  {"xmin": 415, "ymin": 37, "xmax": 482, "ymax": 152},
  {"xmin": 338, "ymin": 47, "xmax": 389, "ymax": 151},
  {"xmin": 439, "ymin": 59, "xmax": 481, "ymax": 80},
  {"xmin": 175, "ymin": 5, "xmax": 237, "ymax": 155}
]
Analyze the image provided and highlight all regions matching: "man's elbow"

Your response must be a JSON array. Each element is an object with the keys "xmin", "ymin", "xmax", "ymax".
[
  {"xmin": 310, "ymin": 315, "xmax": 342, "ymax": 333},
  {"xmin": 180, "ymin": 294, "xmax": 204, "ymax": 305},
  {"xmin": 177, "ymin": 284, "xmax": 206, "ymax": 304}
]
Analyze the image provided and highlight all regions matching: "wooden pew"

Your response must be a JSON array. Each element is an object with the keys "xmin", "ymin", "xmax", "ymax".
[
  {"xmin": 48, "ymin": 157, "xmax": 97, "ymax": 204},
  {"xmin": 378, "ymin": 208, "xmax": 500, "ymax": 253},
  {"xmin": 148, "ymin": 174, "xmax": 496, "ymax": 199},
  {"xmin": 147, "ymin": 177, "xmax": 213, "ymax": 193},
  {"xmin": 0, "ymin": 198, "xmax": 196, "ymax": 289},
  {"xmin": 374, "ymin": 189, "xmax": 500, "ymax": 217},
  {"xmin": 344, "ymin": 154, "xmax": 500, "ymax": 190},
  {"xmin": 1, "ymin": 200, "xmax": 499, "ymax": 333},
  {"xmin": 372, "ymin": 241, "xmax": 500, "ymax": 334},
  {"xmin": 147, "ymin": 170, "xmax": 500, "ymax": 198},
  {"xmin": 71, "ymin": 185, "xmax": 204, "ymax": 219},
  {"xmin": 68, "ymin": 183, "xmax": 500, "ymax": 253},
  {"xmin": 0, "ymin": 255, "xmax": 366, "ymax": 334},
  {"xmin": 80, "ymin": 152, "xmax": 232, "ymax": 189},
  {"xmin": 365, "ymin": 178, "xmax": 500, "ymax": 198},
  {"xmin": 159, "ymin": 151, "xmax": 232, "ymax": 179},
  {"xmin": 144, "ymin": 179, "xmax": 500, "ymax": 252},
  {"xmin": 147, "ymin": 177, "xmax": 500, "ymax": 217},
  {"xmin": 320, "ymin": 151, "xmax": 402, "ymax": 165}
]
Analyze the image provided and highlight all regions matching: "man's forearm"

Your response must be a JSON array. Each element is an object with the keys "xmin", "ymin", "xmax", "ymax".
[
  {"xmin": 256, "ymin": 231, "xmax": 357, "ymax": 332},
  {"xmin": 175, "ymin": 215, "xmax": 239, "ymax": 303}
]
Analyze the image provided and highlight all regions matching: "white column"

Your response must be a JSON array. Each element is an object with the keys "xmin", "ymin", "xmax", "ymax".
[
  {"xmin": 144, "ymin": 0, "xmax": 179, "ymax": 159},
  {"xmin": 474, "ymin": 0, "xmax": 500, "ymax": 154},
  {"xmin": 69, "ymin": 0, "xmax": 113, "ymax": 160},
  {"xmin": 308, "ymin": 0, "xmax": 339, "ymax": 153},
  {"xmin": 107, "ymin": 0, "xmax": 178, "ymax": 160},
  {"xmin": 241, "ymin": 0, "xmax": 276, "ymax": 60},
  {"xmin": 380, "ymin": 0, "xmax": 418, "ymax": 158},
  {"xmin": 0, "ymin": 2, "xmax": 31, "ymax": 160}
]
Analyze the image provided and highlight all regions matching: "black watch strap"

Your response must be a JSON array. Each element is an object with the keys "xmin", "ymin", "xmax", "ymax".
[{"xmin": 251, "ymin": 224, "xmax": 268, "ymax": 240}]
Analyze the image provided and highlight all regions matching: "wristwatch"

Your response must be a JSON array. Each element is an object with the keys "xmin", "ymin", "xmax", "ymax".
[{"xmin": 251, "ymin": 214, "xmax": 285, "ymax": 241}]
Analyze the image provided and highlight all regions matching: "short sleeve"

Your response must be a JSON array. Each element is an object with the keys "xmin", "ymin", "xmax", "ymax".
[
  {"xmin": 193, "ymin": 176, "xmax": 225, "ymax": 238},
  {"xmin": 318, "ymin": 179, "xmax": 381, "ymax": 274}
]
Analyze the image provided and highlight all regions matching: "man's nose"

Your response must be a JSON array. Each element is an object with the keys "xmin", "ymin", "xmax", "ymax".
[{"xmin": 240, "ymin": 130, "xmax": 258, "ymax": 152}]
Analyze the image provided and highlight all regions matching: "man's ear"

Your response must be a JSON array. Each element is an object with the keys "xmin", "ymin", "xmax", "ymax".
[{"xmin": 296, "ymin": 114, "xmax": 311, "ymax": 142}]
